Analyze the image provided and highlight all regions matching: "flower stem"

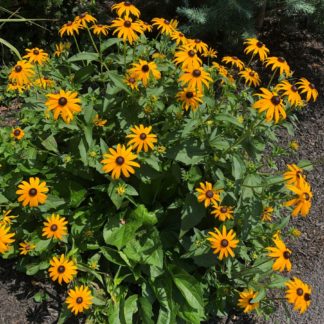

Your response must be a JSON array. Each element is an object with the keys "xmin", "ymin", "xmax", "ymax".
[
  {"xmin": 267, "ymin": 68, "xmax": 277, "ymax": 88},
  {"xmin": 86, "ymin": 27, "xmax": 99, "ymax": 53}
]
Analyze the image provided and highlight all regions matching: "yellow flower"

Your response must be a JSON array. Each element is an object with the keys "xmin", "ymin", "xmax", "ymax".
[
  {"xmin": 253, "ymin": 88, "xmax": 286, "ymax": 123},
  {"xmin": 170, "ymin": 19, "xmax": 179, "ymax": 30},
  {"xmin": 171, "ymin": 30, "xmax": 188, "ymax": 45},
  {"xmin": 222, "ymin": 56, "xmax": 245, "ymax": 71},
  {"xmin": 66, "ymin": 285, "xmax": 93, "ymax": 315},
  {"xmin": 49, "ymin": 254, "xmax": 77, "ymax": 284},
  {"xmin": 195, "ymin": 182, "xmax": 221, "ymax": 208},
  {"xmin": 116, "ymin": 183, "xmax": 127, "ymax": 196},
  {"xmin": 7, "ymin": 82, "xmax": 26, "ymax": 93},
  {"xmin": 290, "ymin": 227, "xmax": 301, "ymax": 238},
  {"xmin": 178, "ymin": 66, "xmax": 213, "ymax": 93},
  {"xmin": 126, "ymin": 125, "xmax": 158, "ymax": 153},
  {"xmin": 74, "ymin": 12, "xmax": 97, "ymax": 28},
  {"xmin": 129, "ymin": 60, "xmax": 161, "ymax": 87},
  {"xmin": 296, "ymin": 77, "xmax": 318, "ymax": 102},
  {"xmin": 110, "ymin": 17, "xmax": 143, "ymax": 44},
  {"xmin": 174, "ymin": 45, "xmax": 202, "ymax": 69},
  {"xmin": 261, "ymin": 206, "xmax": 273, "ymax": 222},
  {"xmin": 212, "ymin": 62, "xmax": 235, "ymax": 84},
  {"xmin": 285, "ymin": 277, "xmax": 311, "ymax": 314},
  {"xmin": 101, "ymin": 144, "xmax": 140, "ymax": 179},
  {"xmin": 211, "ymin": 205, "xmax": 234, "ymax": 222},
  {"xmin": 124, "ymin": 73, "xmax": 139, "ymax": 90},
  {"xmin": 207, "ymin": 226, "xmax": 239, "ymax": 260},
  {"xmin": 34, "ymin": 77, "xmax": 55, "ymax": 89},
  {"xmin": 265, "ymin": 56, "xmax": 290, "ymax": 76},
  {"xmin": 9, "ymin": 60, "xmax": 34, "ymax": 86},
  {"xmin": 59, "ymin": 20, "xmax": 82, "ymax": 37},
  {"xmin": 23, "ymin": 48, "xmax": 48, "ymax": 65},
  {"xmin": 289, "ymin": 140, "xmax": 299, "ymax": 151},
  {"xmin": 91, "ymin": 24, "xmax": 109, "ymax": 36},
  {"xmin": 45, "ymin": 89, "xmax": 81, "ymax": 124},
  {"xmin": 152, "ymin": 52, "xmax": 166, "ymax": 60},
  {"xmin": 0, "ymin": 225, "xmax": 15, "ymax": 254},
  {"xmin": 276, "ymin": 80, "xmax": 303, "ymax": 107},
  {"xmin": 239, "ymin": 68, "xmax": 261, "ymax": 87},
  {"xmin": 202, "ymin": 47, "xmax": 217, "ymax": 59},
  {"xmin": 54, "ymin": 43, "xmax": 65, "ymax": 57},
  {"xmin": 244, "ymin": 38, "xmax": 269, "ymax": 61},
  {"xmin": 176, "ymin": 87, "xmax": 203, "ymax": 111},
  {"xmin": 0, "ymin": 210, "xmax": 18, "ymax": 226},
  {"xmin": 238, "ymin": 289, "xmax": 259, "ymax": 313},
  {"xmin": 19, "ymin": 241, "xmax": 36, "ymax": 255},
  {"xmin": 283, "ymin": 164, "xmax": 305, "ymax": 186},
  {"xmin": 111, "ymin": 1, "xmax": 140, "ymax": 18},
  {"xmin": 285, "ymin": 179, "xmax": 312, "ymax": 217},
  {"xmin": 42, "ymin": 214, "xmax": 68, "ymax": 240},
  {"xmin": 187, "ymin": 39, "xmax": 209, "ymax": 54},
  {"xmin": 11, "ymin": 127, "xmax": 25, "ymax": 140},
  {"xmin": 151, "ymin": 18, "xmax": 174, "ymax": 35},
  {"xmin": 138, "ymin": 20, "xmax": 152, "ymax": 33},
  {"xmin": 93, "ymin": 114, "xmax": 107, "ymax": 127},
  {"xmin": 16, "ymin": 177, "xmax": 49, "ymax": 207},
  {"xmin": 266, "ymin": 237, "xmax": 292, "ymax": 272}
]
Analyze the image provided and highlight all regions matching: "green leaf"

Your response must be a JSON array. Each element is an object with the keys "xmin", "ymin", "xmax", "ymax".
[
  {"xmin": 251, "ymin": 288, "xmax": 266, "ymax": 303},
  {"xmin": 101, "ymin": 38, "xmax": 122, "ymax": 52},
  {"xmin": 68, "ymin": 52, "xmax": 99, "ymax": 63},
  {"xmin": 139, "ymin": 297, "xmax": 154, "ymax": 324},
  {"xmin": 121, "ymin": 294, "xmax": 138, "ymax": 324},
  {"xmin": 0, "ymin": 37, "xmax": 21, "ymax": 59},
  {"xmin": 41, "ymin": 135, "xmax": 59, "ymax": 153},
  {"xmin": 108, "ymin": 182, "xmax": 125, "ymax": 210},
  {"xmin": 107, "ymin": 71, "xmax": 131, "ymax": 94},
  {"xmin": 35, "ymin": 239, "xmax": 51, "ymax": 253},
  {"xmin": 77, "ymin": 263, "xmax": 104, "ymax": 284},
  {"xmin": 214, "ymin": 113, "xmax": 244, "ymax": 128},
  {"xmin": 268, "ymin": 274, "xmax": 289, "ymax": 288},
  {"xmin": 130, "ymin": 204, "xmax": 157, "ymax": 226},
  {"xmin": 231, "ymin": 154, "xmax": 246, "ymax": 180},
  {"xmin": 74, "ymin": 64, "xmax": 95, "ymax": 83},
  {"xmin": 100, "ymin": 246, "xmax": 127, "ymax": 266}
]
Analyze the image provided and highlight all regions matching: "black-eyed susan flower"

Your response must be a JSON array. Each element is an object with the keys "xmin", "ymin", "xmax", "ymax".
[
  {"xmin": 239, "ymin": 68, "xmax": 261, "ymax": 87},
  {"xmin": 207, "ymin": 226, "xmax": 239, "ymax": 260},
  {"xmin": 178, "ymin": 66, "xmax": 213, "ymax": 93},
  {"xmin": 276, "ymin": 80, "xmax": 303, "ymax": 107},
  {"xmin": 152, "ymin": 52, "xmax": 166, "ymax": 60},
  {"xmin": 212, "ymin": 62, "xmax": 235, "ymax": 84},
  {"xmin": 138, "ymin": 20, "xmax": 152, "ymax": 33},
  {"xmin": 222, "ymin": 56, "xmax": 245, "ymax": 71},
  {"xmin": 266, "ymin": 237, "xmax": 292, "ymax": 272},
  {"xmin": 261, "ymin": 206, "xmax": 273, "ymax": 222},
  {"xmin": 285, "ymin": 277, "xmax": 311, "ymax": 314},
  {"xmin": 49, "ymin": 254, "xmax": 77, "ymax": 284},
  {"xmin": 59, "ymin": 20, "xmax": 82, "ymax": 37},
  {"xmin": 66, "ymin": 285, "xmax": 93, "ymax": 315},
  {"xmin": 16, "ymin": 177, "xmax": 49, "ymax": 207},
  {"xmin": 23, "ymin": 47, "xmax": 48, "ymax": 65},
  {"xmin": 187, "ymin": 38, "xmax": 209, "ymax": 54},
  {"xmin": 75, "ymin": 12, "xmax": 97, "ymax": 28},
  {"xmin": 0, "ymin": 210, "xmax": 17, "ymax": 226},
  {"xmin": 202, "ymin": 47, "xmax": 217, "ymax": 59},
  {"xmin": 176, "ymin": 87, "xmax": 203, "ymax": 111},
  {"xmin": 238, "ymin": 289, "xmax": 259, "ymax": 313},
  {"xmin": 42, "ymin": 214, "xmax": 68, "ymax": 240},
  {"xmin": 93, "ymin": 114, "xmax": 107, "ymax": 127},
  {"xmin": 91, "ymin": 24, "xmax": 109, "ymax": 36},
  {"xmin": 9, "ymin": 60, "xmax": 34, "ymax": 86},
  {"xmin": 296, "ymin": 78, "xmax": 318, "ymax": 102},
  {"xmin": 34, "ymin": 77, "xmax": 55, "ymax": 89},
  {"xmin": 126, "ymin": 125, "xmax": 157, "ymax": 153},
  {"xmin": 244, "ymin": 38, "xmax": 269, "ymax": 61},
  {"xmin": 7, "ymin": 82, "xmax": 26, "ymax": 93},
  {"xmin": 283, "ymin": 164, "xmax": 305, "ymax": 186},
  {"xmin": 253, "ymin": 88, "xmax": 286, "ymax": 123},
  {"xmin": 174, "ymin": 45, "xmax": 202, "ymax": 69},
  {"xmin": 196, "ymin": 182, "xmax": 221, "ymax": 208},
  {"xmin": 171, "ymin": 30, "xmax": 187, "ymax": 45},
  {"xmin": 211, "ymin": 205, "xmax": 234, "ymax": 222},
  {"xmin": 116, "ymin": 183, "xmax": 127, "ymax": 196},
  {"xmin": 111, "ymin": 1, "xmax": 140, "ymax": 18},
  {"xmin": 101, "ymin": 144, "xmax": 140, "ymax": 179},
  {"xmin": 151, "ymin": 18, "xmax": 174, "ymax": 35},
  {"xmin": 110, "ymin": 17, "xmax": 143, "ymax": 44},
  {"xmin": 285, "ymin": 179, "xmax": 312, "ymax": 217},
  {"xmin": 0, "ymin": 225, "xmax": 15, "ymax": 254},
  {"xmin": 170, "ymin": 18, "xmax": 179, "ymax": 30},
  {"xmin": 11, "ymin": 127, "xmax": 25, "ymax": 140},
  {"xmin": 54, "ymin": 43, "xmax": 65, "ymax": 57},
  {"xmin": 45, "ymin": 89, "xmax": 81, "ymax": 124},
  {"xmin": 129, "ymin": 60, "xmax": 161, "ymax": 87},
  {"xmin": 265, "ymin": 56, "xmax": 290, "ymax": 76},
  {"xmin": 124, "ymin": 74, "xmax": 139, "ymax": 90},
  {"xmin": 19, "ymin": 241, "xmax": 36, "ymax": 255}
]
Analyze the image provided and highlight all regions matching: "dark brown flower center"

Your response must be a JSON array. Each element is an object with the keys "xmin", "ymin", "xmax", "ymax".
[
  {"xmin": 256, "ymin": 41, "xmax": 263, "ymax": 48},
  {"xmin": 98, "ymin": 24, "xmax": 103, "ymax": 27},
  {"xmin": 14, "ymin": 129, "xmax": 21, "ymax": 136},
  {"xmin": 164, "ymin": 19, "xmax": 170, "ymax": 25},
  {"xmin": 57, "ymin": 265, "xmax": 65, "ymax": 273},
  {"xmin": 221, "ymin": 239, "xmax": 229, "ymax": 247},
  {"xmin": 278, "ymin": 57, "xmax": 285, "ymax": 63},
  {"xmin": 15, "ymin": 65, "xmax": 22, "ymax": 73},
  {"xmin": 141, "ymin": 64, "xmax": 150, "ymax": 73},
  {"xmin": 116, "ymin": 156, "xmax": 125, "ymax": 165},
  {"xmin": 50, "ymin": 224, "xmax": 58, "ymax": 232},
  {"xmin": 179, "ymin": 33, "xmax": 184, "ymax": 37},
  {"xmin": 283, "ymin": 251, "xmax": 291, "ymax": 259},
  {"xmin": 188, "ymin": 50, "xmax": 195, "ymax": 57},
  {"xmin": 291, "ymin": 85, "xmax": 298, "ymax": 92},
  {"xmin": 195, "ymin": 39, "xmax": 201, "ymax": 43},
  {"xmin": 206, "ymin": 190, "xmax": 214, "ymax": 198},
  {"xmin": 304, "ymin": 293, "xmax": 311, "ymax": 301},
  {"xmin": 185, "ymin": 91, "xmax": 194, "ymax": 99},
  {"xmin": 192, "ymin": 69, "xmax": 201, "ymax": 77},
  {"xmin": 25, "ymin": 244, "xmax": 31, "ymax": 250},
  {"xmin": 80, "ymin": 12, "xmax": 87, "ymax": 18},
  {"xmin": 29, "ymin": 188, "xmax": 38, "ymax": 197},
  {"xmin": 297, "ymin": 288, "xmax": 304, "ymax": 296},
  {"xmin": 309, "ymin": 83, "xmax": 316, "ymax": 90},
  {"xmin": 67, "ymin": 21, "xmax": 73, "ymax": 26},
  {"xmin": 233, "ymin": 56, "xmax": 238, "ymax": 60},
  {"xmin": 33, "ymin": 49, "xmax": 40, "ymax": 55},
  {"xmin": 296, "ymin": 171, "xmax": 303, "ymax": 178},
  {"xmin": 124, "ymin": 1, "xmax": 131, "ymax": 6},
  {"xmin": 129, "ymin": 77, "xmax": 135, "ymax": 83},
  {"xmin": 58, "ymin": 97, "xmax": 68, "ymax": 106},
  {"xmin": 249, "ymin": 72, "xmax": 255, "ymax": 77},
  {"xmin": 271, "ymin": 96, "xmax": 281, "ymax": 105},
  {"xmin": 124, "ymin": 20, "xmax": 132, "ymax": 28},
  {"xmin": 76, "ymin": 297, "xmax": 83, "ymax": 304},
  {"xmin": 220, "ymin": 207, "xmax": 228, "ymax": 213},
  {"xmin": 304, "ymin": 193, "xmax": 310, "ymax": 201},
  {"xmin": 140, "ymin": 133, "xmax": 147, "ymax": 140}
]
